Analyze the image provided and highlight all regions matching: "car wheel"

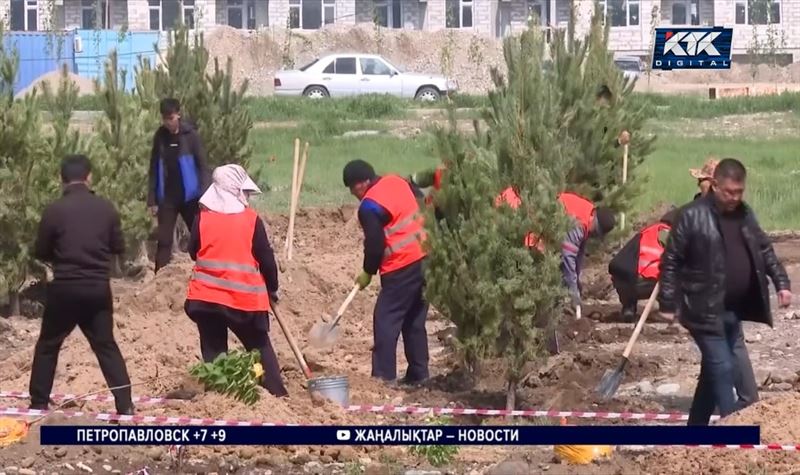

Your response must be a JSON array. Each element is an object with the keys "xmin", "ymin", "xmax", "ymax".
[
  {"xmin": 303, "ymin": 86, "xmax": 329, "ymax": 99},
  {"xmin": 415, "ymin": 86, "xmax": 440, "ymax": 102}
]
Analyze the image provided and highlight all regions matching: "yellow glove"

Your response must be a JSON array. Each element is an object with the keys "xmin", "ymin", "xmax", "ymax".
[{"xmin": 355, "ymin": 271, "xmax": 372, "ymax": 290}]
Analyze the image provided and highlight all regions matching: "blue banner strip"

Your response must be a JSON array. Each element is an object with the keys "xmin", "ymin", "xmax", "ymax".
[{"xmin": 39, "ymin": 425, "xmax": 760, "ymax": 446}]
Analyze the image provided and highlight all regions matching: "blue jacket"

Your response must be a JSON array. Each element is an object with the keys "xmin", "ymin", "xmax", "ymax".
[{"xmin": 147, "ymin": 121, "xmax": 210, "ymax": 206}]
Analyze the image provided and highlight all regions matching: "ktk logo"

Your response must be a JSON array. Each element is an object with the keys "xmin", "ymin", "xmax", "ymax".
[
  {"xmin": 663, "ymin": 31, "xmax": 721, "ymax": 56},
  {"xmin": 652, "ymin": 27, "xmax": 732, "ymax": 70}
]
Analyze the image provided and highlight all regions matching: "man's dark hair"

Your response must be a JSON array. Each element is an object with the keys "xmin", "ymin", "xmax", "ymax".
[
  {"xmin": 159, "ymin": 98, "xmax": 181, "ymax": 116},
  {"xmin": 596, "ymin": 85, "xmax": 613, "ymax": 102},
  {"xmin": 594, "ymin": 206, "xmax": 617, "ymax": 236},
  {"xmin": 60, "ymin": 154, "xmax": 92, "ymax": 183},
  {"xmin": 713, "ymin": 158, "xmax": 747, "ymax": 182},
  {"xmin": 342, "ymin": 159, "xmax": 376, "ymax": 187}
]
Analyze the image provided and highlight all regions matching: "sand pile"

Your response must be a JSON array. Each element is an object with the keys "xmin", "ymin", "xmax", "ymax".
[
  {"xmin": 15, "ymin": 70, "xmax": 97, "ymax": 98},
  {"xmin": 636, "ymin": 394, "xmax": 800, "ymax": 474},
  {"xmin": 205, "ymin": 24, "xmax": 504, "ymax": 95}
]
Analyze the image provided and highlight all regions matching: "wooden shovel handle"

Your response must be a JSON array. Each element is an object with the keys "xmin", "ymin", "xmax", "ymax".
[
  {"xmin": 270, "ymin": 300, "xmax": 312, "ymax": 379},
  {"xmin": 329, "ymin": 284, "xmax": 360, "ymax": 329},
  {"xmin": 622, "ymin": 282, "xmax": 660, "ymax": 359}
]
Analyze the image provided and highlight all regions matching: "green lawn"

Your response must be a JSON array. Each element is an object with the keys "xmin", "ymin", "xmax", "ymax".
[
  {"xmin": 249, "ymin": 127, "xmax": 437, "ymax": 212},
  {"xmin": 69, "ymin": 91, "xmax": 800, "ymax": 123},
  {"xmin": 247, "ymin": 121, "xmax": 800, "ymax": 231},
  {"xmin": 638, "ymin": 136, "xmax": 800, "ymax": 230}
]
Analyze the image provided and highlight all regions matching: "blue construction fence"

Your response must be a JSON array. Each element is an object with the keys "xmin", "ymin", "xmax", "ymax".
[{"xmin": 1, "ymin": 29, "xmax": 160, "ymax": 96}]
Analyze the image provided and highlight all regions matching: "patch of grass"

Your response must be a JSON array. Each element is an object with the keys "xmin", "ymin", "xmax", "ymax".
[
  {"xmin": 247, "ymin": 126, "xmax": 437, "ymax": 212},
  {"xmin": 638, "ymin": 135, "xmax": 800, "ymax": 230},
  {"xmin": 631, "ymin": 91, "xmax": 800, "ymax": 119},
  {"xmin": 65, "ymin": 91, "xmax": 800, "ymax": 122}
]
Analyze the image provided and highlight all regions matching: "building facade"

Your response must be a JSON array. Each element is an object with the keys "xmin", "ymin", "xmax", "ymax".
[{"xmin": 2, "ymin": 1, "xmax": 798, "ymax": 60}]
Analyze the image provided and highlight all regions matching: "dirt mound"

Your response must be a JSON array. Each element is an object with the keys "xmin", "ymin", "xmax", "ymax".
[
  {"xmin": 558, "ymin": 317, "xmax": 684, "ymax": 348},
  {"xmin": 204, "ymin": 25, "xmax": 800, "ymax": 97},
  {"xmin": 205, "ymin": 24, "xmax": 504, "ymax": 95},
  {"xmin": 636, "ymin": 394, "xmax": 800, "ymax": 474},
  {"xmin": 16, "ymin": 70, "xmax": 96, "ymax": 98}
]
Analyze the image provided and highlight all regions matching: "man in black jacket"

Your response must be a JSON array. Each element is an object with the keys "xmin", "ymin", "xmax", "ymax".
[
  {"xmin": 147, "ymin": 98, "xmax": 211, "ymax": 273},
  {"xmin": 29, "ymin": 155, "xmax": 134, "ymax": 415},
  {"xmin": 659, "ymin": 158, "xmax": 791, "ymax": 425}
]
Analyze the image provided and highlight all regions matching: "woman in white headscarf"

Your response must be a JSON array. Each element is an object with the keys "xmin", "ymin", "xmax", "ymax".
[{"xmin": 184, "ymin": 164, "xmax": 288, "ymax": 397}]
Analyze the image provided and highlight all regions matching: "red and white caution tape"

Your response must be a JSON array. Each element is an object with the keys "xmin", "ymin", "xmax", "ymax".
[
  {"xmin": 2, "ymin": 390, "xmax": 721, "ymax": 422},
  {"xmin": 697, "ymin": 444, "xmax": 800, "ymax": 451},
  {"xmin": 0, "ymin": 391, "xmax": 171, "ymax": 405},
  {"xmin": 0, "ymin": 406, "xmax": 300, "ymax": 426}
]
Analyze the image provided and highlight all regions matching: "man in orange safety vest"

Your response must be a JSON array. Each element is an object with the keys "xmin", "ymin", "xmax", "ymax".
[
  {"xmin": 495, "ymin": 187, "xmax": 617, "ymax": 310},
  {"xmin": 608, "ymin": 209, "xmax": 677, "ymax": 322},
  {"xmin": 344, "ymin": 159, "xmax": 430, "ymax": 387}
]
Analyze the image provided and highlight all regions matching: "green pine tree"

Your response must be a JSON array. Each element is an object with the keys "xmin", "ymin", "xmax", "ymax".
[
  {"xmin": 91, "ymin": 50, "xmax": 153, "ymax": 267},
  {"xmin": 552, "ymin": 12, "xmax": 655, "ymax": 214},
  {"xmin": 425, "ymin": 26, "xmax": 570, "ymax": 410},
  {"xmin": 136, "ymin": 23, "xmax": 253, "ymax": 169},
  {"xmin": 0, "ymin": 28, "xmax": 55, "ymax": 314}
]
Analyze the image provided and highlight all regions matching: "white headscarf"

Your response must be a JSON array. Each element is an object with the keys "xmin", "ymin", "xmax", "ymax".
[{"xmin": 198, "ymin": 164, "xmax": 262, "ymax": 214}]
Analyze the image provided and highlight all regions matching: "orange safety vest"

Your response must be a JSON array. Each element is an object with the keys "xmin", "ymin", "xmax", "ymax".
[
  {"xmin": 424, "ymin": 166, "xmax": 446, "ymax": 206},
  {"xmin": 186, "ymin": 208, "xmax": 270, "ymax": 312},
  {"xmin": 494, "ymin": 188, "xmax": 595, "ymax": 250},
  {"xmin": 364, "ymin": 175, "xmax": 427, "ymax": 274},
  {"xmin": 637, "ymin": 222, "xmax": 671, "ymax": 280}
]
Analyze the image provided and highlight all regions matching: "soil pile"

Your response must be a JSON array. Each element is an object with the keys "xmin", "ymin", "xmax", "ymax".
[
  {"xmin": 636, "ymin": 394, "xmax": 800, "ymax": 474},
  {"xmin": 16, "ymin": 70, "xmax": 96, "ymax": 98},
  {"xmin": 205, "ymin": 24, "xmax": 505, "ymax": 95},
  {"xmin": 204, "ymin": 25, "xmax": 800, "ymax": 97}
]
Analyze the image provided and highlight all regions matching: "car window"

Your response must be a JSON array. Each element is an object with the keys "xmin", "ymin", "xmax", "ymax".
[
  {"xmin": 360, "ymin": 58, "xmax": 393, "ymax": 76},
  {"xmin": 299, "ymin": 59, "xmax": 319, "ymax": 72},
  {"xmin": 322, "ymin": 60, "xmax": 334, "ymax": 74},
  {"xmin": 335, "ymin": 57, "xmax": 357, "ymax": 75},
  {"xmin": 615, "ymin": 60, "xmax": 641, "ymax": 72}
]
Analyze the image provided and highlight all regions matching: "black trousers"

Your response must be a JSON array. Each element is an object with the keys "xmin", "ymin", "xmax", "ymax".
[
  {"xmin": 29, "ymin": 282, "xmax": 133, "ymax": 413},
  {"xmin": 612, "ymin": 275, "xmax": 657, "ymax": 319},
  {"xmin": 185, "ymin": 300, "xmax": 288, "ymax": 398},
  {"xmin": 155, "ymin": 199, "xmax": 199, "ymax": 272},
  {"xmin": 372, "ymin": 260, "xmax": 430, "ymax": 382}
]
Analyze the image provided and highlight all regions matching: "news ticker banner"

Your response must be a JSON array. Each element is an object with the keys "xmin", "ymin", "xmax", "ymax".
[{"xmin": 40, "ymin": 425, "xmax": 759, "ymax": 446}]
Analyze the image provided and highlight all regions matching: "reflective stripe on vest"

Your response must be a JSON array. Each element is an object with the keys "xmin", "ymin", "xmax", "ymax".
[
  {"xmin": 637, "ymin": 222, "xmax": 670, "ymax": 280},
  {"xmin": 363, "ymin": 175, "xmax": 427, "ymax": 274},
  {"xmin": 186, "ymin": 209, "xmax": 270, "ymax": 312}
]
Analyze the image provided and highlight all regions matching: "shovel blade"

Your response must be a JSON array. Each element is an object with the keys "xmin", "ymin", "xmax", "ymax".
[
  {"xmin": 595, "ymin": 359, "xmax": 628, "ymax": 400},
  {"xmin": 308, "ymin": 322, "xmax": 342, "ymax": 349}
]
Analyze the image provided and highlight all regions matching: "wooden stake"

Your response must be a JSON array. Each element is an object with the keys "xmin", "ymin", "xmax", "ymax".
[
  {"xmin": 621, "ymin": 143, "xmax": 629, "ymax": 230},
  {"xmin": 286, "ymin": 142, "xmax": 308, "ymax": 261},
  {"xmin": 294, "ymin": 142, "xmax": 310, "ymax": 204},
  {"xmin": 286, "ymin": 138, "xmax": 300, "ymax": 253}
]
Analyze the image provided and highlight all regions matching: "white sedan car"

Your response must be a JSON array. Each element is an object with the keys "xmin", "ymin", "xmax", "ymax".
[{"xmin": 273, "ymin": 53, "xmax": 458, "ymax": 101}]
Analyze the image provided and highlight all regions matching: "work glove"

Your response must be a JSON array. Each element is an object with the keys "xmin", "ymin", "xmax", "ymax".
[{"xmin": 355, "ymin": 271, "xmax": 372, "ymax": 290}]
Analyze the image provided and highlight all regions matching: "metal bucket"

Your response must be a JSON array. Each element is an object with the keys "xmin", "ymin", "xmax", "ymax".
[{"xmin": 308, "ymin": 375, "xmax": 349, "ymax": 407}]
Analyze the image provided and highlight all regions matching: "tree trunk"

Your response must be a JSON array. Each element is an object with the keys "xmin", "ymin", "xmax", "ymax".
[
  {"xmin": 506, "ymin": 379, "xmax": 517, "ymax": 414},
  {"xmin": 8, "ymin": 289, "xmax": 21, "ymax": 316}
]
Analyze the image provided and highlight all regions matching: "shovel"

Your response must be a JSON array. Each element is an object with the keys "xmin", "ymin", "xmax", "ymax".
[
  {"xmin": 596, "ymin": 282, "xmax": 660, "ymax": 400},
  {"xmin": 309, "ymin": 284, "xmax": 360, "ymax": 349},
  {"xmin": 269, "ymin": 299, "xmax": 313, "ymax": 380}
]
